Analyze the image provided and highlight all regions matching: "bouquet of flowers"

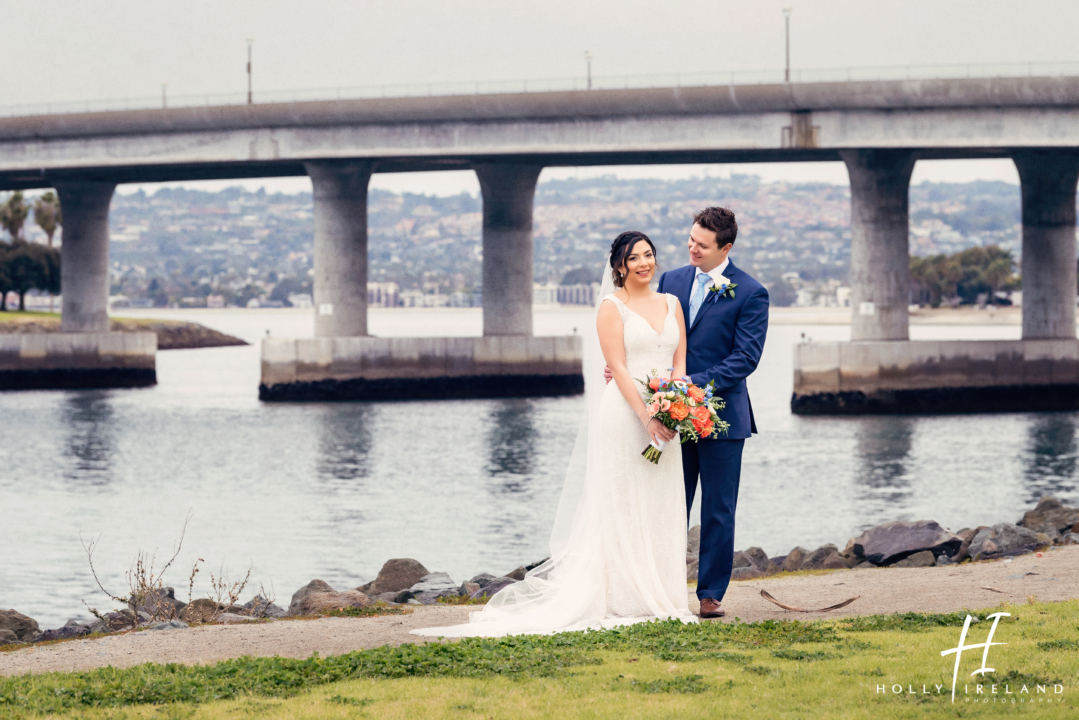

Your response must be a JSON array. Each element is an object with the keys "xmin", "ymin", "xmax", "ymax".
[{"xmin": 638, "ymin": 368, "xmax": 729, "ymax": 464}]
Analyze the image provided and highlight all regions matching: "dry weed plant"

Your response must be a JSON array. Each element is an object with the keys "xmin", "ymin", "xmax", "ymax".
[
  {"xmin": 209, "ymin": 565, "xmax": 253, "ymax": 611},
  {"xmin": 81, "ymin": 512, "xmax": 192, "ymax": 622}
]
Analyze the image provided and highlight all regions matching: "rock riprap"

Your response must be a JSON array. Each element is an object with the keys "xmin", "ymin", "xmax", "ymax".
[
  {"xmin": 1018, "ymin": 496, "xmax": 1079, "ymax": 540},
  {"xmin": 358, "ymin": 559, "xmax": 429, "ymax": 597},
  {"xmin": 851, "ymin": 520, "xmax": 963, "ymax": 566},
  {"xmin": 286, "ymin": 580, "xmax": 370, "ymax": 616},
  {"xmin": 968, "ymin": 523, "xmax": 1044, "ymax": 561},
  {"xmin": 0, "ymin": 610, "xmax": 39, "ymax": 643},
  {"xmin": 130, "ymin": 587, "xmax": 187, "ymax": 619}
]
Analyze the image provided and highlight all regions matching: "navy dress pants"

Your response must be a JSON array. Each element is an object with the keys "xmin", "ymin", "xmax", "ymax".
[{"xmin": 682, "ymin": 438, "xmax": 745, "ymax": 602}]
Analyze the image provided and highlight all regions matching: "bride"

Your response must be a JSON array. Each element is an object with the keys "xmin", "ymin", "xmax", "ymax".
[{"xmin": 413, "ymin": 231, "xmax": 697, "ymax": 637}]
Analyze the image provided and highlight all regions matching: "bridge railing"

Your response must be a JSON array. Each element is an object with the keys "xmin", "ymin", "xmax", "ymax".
[{"xmin": 4, "ymin": 61, "xmax": 1079, "ymax": 119}]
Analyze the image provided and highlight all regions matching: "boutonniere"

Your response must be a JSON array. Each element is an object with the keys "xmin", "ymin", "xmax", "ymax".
[{"xmin": 706, "ymin": 275, "xmax": 738, "ymax": 303}]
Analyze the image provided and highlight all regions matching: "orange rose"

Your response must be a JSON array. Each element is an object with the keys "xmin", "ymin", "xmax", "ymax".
[
  {"xmin": 691, "ymin": 417, "xmax": 707, "ymax": 433},
  {"xmin": 648, "ymin": 377, "xmax": 663, "ymax": 391},
  {"xmin": 687, "ymin": 385, "xmax": 705, "ymax": 402},
  {"xmin": 669, "ymin": 400, "xmax": 689, "ymax": 421},
  {"xmin": 691, "ymin": 406, "xmax": 710, "ymax": 422},
  {"xmin": 700, "ymin": 422, "xmax": 714, "ymax": 438}
]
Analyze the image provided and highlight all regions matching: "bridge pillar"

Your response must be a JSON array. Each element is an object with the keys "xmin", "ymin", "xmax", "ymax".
[
  {"xmin": 475, "ymin": 163, "xmax": 543, "ymax": 336},
  {"xmin": 55, "ymin": 181, "xmax": 116, "ymax": 333},
  {"xmin": 840, "ymin": 150, "xmax": 916, "ymax": 341},
  {"xmin": 1014, "ymin": 152, "xmax": 1079, "ymax": 340},
  {"xmin": 305, "ymin": 161, "xmax": 374, "ymax": 338}
]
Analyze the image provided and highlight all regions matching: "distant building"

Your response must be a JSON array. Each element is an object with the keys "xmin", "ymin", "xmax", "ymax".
[
  {"xmin": 557, "ymin": 283, "xmax": 600, "ymax": 306},
  {"xmin": 533, "ymin": 283, "xmax": 559, "ymax": 305},
  {"xmin": 206, "ymin": 294, "xmax": 225, "ymax": 308},
  {"xmin": 836, "ymin": 287, "xmax": 851, "ymax": 308},
  {"xmin": 288, "ymin": 293, "xmax": 313, "ymax": 309},
  {"xmin": 367, "ymin": 282, "xmax": 398, "ymax": 308}
]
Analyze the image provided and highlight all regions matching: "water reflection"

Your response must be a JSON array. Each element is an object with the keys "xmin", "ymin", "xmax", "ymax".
[
  {"xmin": 62, "ymin": 391, "xmax": 115, "ymax": 485},
  {"xmin": 316, "ymin": 405, "xmax": 375, "ymax": 485},
  {"xmin": 485, "ymin": 399, "xmax": 537, "ymax": 487},
  {"xmin": 1023, "ymin": 413, "xmax": 1079, "ymax": 501},
  {"xmin": 854, "ymin": 417, "xmax": 915, "ymax": 507}
]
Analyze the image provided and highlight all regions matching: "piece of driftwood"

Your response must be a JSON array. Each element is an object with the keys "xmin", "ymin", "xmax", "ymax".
[
  {"xmin": 981, "ymin": 586, "xmax": 1004, "ymax": 593},
  {"xmin": 760, "ymin": 589, "xmax": 860, "ymax": 613}
]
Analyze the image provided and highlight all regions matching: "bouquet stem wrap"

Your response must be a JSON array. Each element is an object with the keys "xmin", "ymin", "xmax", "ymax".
[{"xmin": 642, "ymin": 426, "xmax": 679, "ymax": 464}]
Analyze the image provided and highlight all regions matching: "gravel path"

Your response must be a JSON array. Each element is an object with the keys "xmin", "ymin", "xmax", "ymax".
[{"xmin": 4, "ymin": 545, "xmax": 1076, "ymax": 678}]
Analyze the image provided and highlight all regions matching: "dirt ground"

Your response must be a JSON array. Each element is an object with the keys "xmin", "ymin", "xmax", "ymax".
[{"xmin": 3, "ymin": 545, "xmax": 1076, "ymax": 677}]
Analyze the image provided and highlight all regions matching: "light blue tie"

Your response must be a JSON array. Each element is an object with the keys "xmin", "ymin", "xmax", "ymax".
[{"xmin": 689, "ymin": 273, "xmax": 712, "ymax": 325}]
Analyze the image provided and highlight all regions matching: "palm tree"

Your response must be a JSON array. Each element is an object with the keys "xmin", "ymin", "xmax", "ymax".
[
  {"xmin": 33, "ymin": 191, "xmax": 61, "ymax": 247},
  {"xmin": 32, "ymin": 191, "xmax": 62, "ymax": 312},
  {"xmin": 0, "ymin": 191, "xmax": 30, "ymax": 241}
]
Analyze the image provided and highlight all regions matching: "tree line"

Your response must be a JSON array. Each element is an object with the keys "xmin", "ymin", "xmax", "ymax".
[
  {"xmin": 909, "ymin": 245, "xmax": 1018, "ymax": 308},
  {"xmin": 0, "ymin": 191, "xmax": 61, "ymax": 311}
]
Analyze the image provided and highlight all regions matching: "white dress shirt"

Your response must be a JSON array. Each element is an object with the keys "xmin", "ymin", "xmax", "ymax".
[{"xmin": 693, "ymin": 257, "xmax": 730, "ymax": 288}]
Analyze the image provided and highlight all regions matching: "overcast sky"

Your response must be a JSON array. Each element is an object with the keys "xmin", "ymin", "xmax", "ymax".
[{"xmin": 6, "ymin": 0, "xmax": 1074, "ymax": 195}]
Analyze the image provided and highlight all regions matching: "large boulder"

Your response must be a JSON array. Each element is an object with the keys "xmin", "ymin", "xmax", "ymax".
[
  {"xmin": 1018, "ymin": 496, "xmax": 1079, "ymax": 540},
  {"xmin": 505, "ymin": 558, "xmax": 550, "ymax": 582},
  {"xmin": 469, "ymin": 573, "xmax": 500, "ymax": 589},
  {"xmin": 800, "ymin": 544, "xmax": 848, "ymax": 571},
  {"xmin": 841, "ymin": 538, "xmax": 863, "ymax": 567},
  {"xmin": 0, "ymin": 610, "xmax": 40, "ymax": 641},
  {"xmin": 89, "ymin": 610, "xmax": 140, "ymax": 634},
  {"xmin": 687, "ymin": 525, "xmax": 701, "ymax": 556},
  {"xmin": 35, "ymin": 624, "xmax": 92, "ymax": 642},
  {"xmin": 0, "ymin": 628, "xmax": 17, "ymax": 645},
  {"xmin": 742, "ymin": 547, "xmax": 773, "ymax": 573},
  {"xmin": 130, "ymin": 587, "xmax": 187, "ymax": 620},
  {"xmin": 242, "ymin": 595, "xmax": 286, "ymax": 618},
  {"xmin": 686, "ymin": 553, "xmax": 699, "ymax": 582},
  {"xmin": 288, "ymin": 580, "xmax": 335, "ymax": 616},
  {"xmin": 892, "ymin": 550, "xmax": 936, "ymax": 568},
  {"xmin": 399, "ymin": 572, "xmax": 459, "ymax": 605},
  {"xmin": 292, "ymin": 589, "xmax": 370, "ymax": 615},
  {"xmin": 358, "ymin": 559, "xmax": 430, "ymax": 596},
  {"xmin": 469, "ymin": 576, "xmax": 516, "ymax": 601},
  {"xmin": 179, "ymin": 598, "xmax": 222, "ymax": 624},
  {"xmin": 969, "ymin": 523, "xmax": 1043, "ymax": 561},
  {"xmin": 852, "ymin": 520, "xmax": 963, "ymax": 566},
  {"xmin": 781, "ymin": 547, "xmax": 809, "ymax": 573}
]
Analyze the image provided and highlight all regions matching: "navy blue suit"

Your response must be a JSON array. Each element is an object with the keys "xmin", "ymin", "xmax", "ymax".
[{"xmin": 657, "ymin": 259, "xmax": 769, "ymax": 602}]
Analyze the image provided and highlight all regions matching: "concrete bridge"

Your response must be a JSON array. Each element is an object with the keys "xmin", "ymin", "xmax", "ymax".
[{"xmin": 2, "ymin": 74, "xmax": 1079, "ymax": 406}]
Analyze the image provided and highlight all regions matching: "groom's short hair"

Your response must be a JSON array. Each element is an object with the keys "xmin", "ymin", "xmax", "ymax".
[{"xmin": 693, "ymin": 207, "xmax": 738, "ymax": 247}]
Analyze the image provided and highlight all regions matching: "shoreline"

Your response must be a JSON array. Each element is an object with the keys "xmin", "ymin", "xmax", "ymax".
[
  {"xmin": 2, "ymin": 546, "xmax": 1076, "ymax": 677},
  {"xmin": 0, "ymin": 313, "xmax": 247, "ymax": 350}
]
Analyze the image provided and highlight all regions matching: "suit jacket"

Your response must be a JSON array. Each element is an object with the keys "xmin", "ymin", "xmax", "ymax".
[{"xmin": 657, "ymin": 260, "xmax": 768, "ymax": 440}]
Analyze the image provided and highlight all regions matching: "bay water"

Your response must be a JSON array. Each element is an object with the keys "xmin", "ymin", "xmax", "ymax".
[{"xmin": 2, "ymin": 308, "xmax": 1076, "ymax": 628}]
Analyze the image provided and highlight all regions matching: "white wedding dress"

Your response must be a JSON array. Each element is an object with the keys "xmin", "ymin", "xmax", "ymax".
[{"xmin": 412, "ymin": 291, "xmax": 696, "ymax": 638}]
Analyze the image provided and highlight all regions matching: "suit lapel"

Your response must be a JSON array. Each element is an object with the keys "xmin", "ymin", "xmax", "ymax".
[
  {"xmin": 675, "ymin": 265, "xmax": 694, "ymax": 321},
  {"xmin": 690, "ymin": 259, "xmax": 739, "ymax": 333}
]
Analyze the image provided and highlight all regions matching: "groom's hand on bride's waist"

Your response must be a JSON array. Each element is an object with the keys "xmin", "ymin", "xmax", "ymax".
[{"xmin": 603, "ymin": 365, "xmax": 613, "ymax": 384}]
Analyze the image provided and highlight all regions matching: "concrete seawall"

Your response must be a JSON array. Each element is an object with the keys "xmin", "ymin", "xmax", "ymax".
[
  {"xmin": 792, "ymin": 339, "xmax": 1079, "ymax": 414},
  {"xmin": 260, "ymin": 335, "xmax": 583, "ymax": 401},
  {"xmin": 0, "ymin": 333, "xmax": 157, "ymax": 390}
]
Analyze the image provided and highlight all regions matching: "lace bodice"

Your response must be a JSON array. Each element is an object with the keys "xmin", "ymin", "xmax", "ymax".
[{"xmin": 603, "ymin": 293, "xmax": 681, "ymax": 382}]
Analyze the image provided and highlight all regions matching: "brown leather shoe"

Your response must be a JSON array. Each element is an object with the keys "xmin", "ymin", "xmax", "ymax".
[{"xmin": 699, "ymin": 598, "xmax": 725, "ymax": 618}]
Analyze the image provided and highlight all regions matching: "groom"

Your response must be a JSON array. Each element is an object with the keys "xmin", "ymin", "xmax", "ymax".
[{"xmin": 609, "ymin": 207, "xmax": 769, "ymax": 619}]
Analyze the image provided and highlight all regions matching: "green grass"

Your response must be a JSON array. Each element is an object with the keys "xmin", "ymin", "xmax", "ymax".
[{"xmin": 2, "ymin": 599, "xmax": 1077, "ymax": 718}]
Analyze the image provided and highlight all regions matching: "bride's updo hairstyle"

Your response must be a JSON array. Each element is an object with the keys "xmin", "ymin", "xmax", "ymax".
[{"xmin": 609, "ymin": 231, "xmax": 657, "ymax": 288}]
